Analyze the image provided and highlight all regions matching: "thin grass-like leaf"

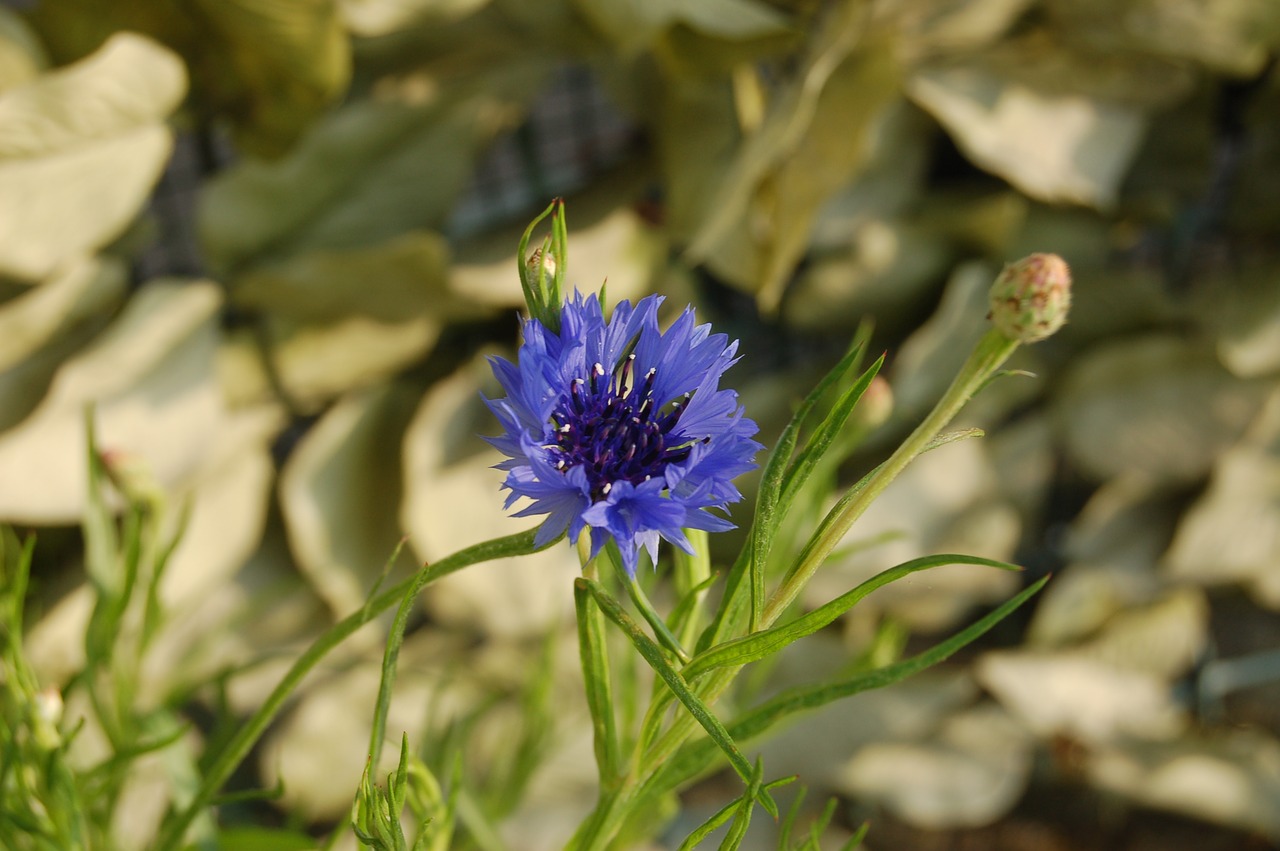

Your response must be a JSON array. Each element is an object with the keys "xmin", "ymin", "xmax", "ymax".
[
  {"xmin": 577, "ymin": 579, "xmax": 778, "ymax": 818},
  {"xmin": 840, "ymin": 821, "xmax": 870, "ymax": 850},
  {"xmin": 643, "ymin": 577, "xmax": 1048, "ymax": 799},
  {"xmin": 155, "ymin": 528, "xmax": 555, "ymax": 851},
  {"xmin": 776, "ymin": 354, "xmax": 884, "ymax": 513},
  {"xmin": 704, "ymin": 335, "xmax": 870, "ymax": 649},
  {"xmin": 677, "ymin": 772, "xmax": 793, "ymax": 851},
  {"xmin": 686, "ymin": 554, "xmax": 1022, "ymax": 678}
]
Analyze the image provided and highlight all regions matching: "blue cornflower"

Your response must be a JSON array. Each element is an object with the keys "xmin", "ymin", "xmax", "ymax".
[{"xmin": 486, "ymin": 292, "xmax": 762, "ymax": 575}]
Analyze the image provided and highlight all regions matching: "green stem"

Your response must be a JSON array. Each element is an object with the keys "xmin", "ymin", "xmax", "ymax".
[
  {"xmin": 762, "ymin": 329, "xmax": 1017, "ymax": 627},
  {"xmin": 624, "ymin": 571, "xmax": 691, "ymax": 665},
  {"xmin": 153, "ymin": 528, "xmax": 549, "ymax": 851}
]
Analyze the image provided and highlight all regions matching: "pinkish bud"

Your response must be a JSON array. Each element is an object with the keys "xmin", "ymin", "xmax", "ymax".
[{"xmin": 988, "ymin": 253, "xmax": 1072, "ymax": 343}]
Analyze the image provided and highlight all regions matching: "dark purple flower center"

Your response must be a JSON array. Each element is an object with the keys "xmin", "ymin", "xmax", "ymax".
[{"xmin": 548, "ymin": 354, "xmax": 693, "ymax": 502}]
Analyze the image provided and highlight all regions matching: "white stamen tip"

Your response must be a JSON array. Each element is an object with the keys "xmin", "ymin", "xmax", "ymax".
[{"xmin": 602, "ymin": 482, "xmax": 612, "ymax": 494}]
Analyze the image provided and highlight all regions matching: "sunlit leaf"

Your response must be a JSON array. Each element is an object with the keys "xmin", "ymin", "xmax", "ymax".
[
  {"xmin": 339, "ymin": 0, "xmax": 493, "ymax": 37},
  {"xmin": 835, "ymin": 704, "xmax": 1032, "ymax": 829},
  {"xmin": 573, "ymin": 0, "xmax": 790, "ymax": 55},
  {"xmin": 0, "ymin": 257, "xmax": 126, "ymax": 372},
  {"xmin": 977, "ymin": 650, "xmax": 1185, "ymax": 745},
  {"xmin": 199, "ymin": 61, "xmax": 551, "ymax": 273},
  {"xmin": 0, "ymin": 281, "xmax": 224, "ymax": 523},
  {"xmin": 1054, "ymin": 335, "xmax": 1270, "ymax": 485},
  {"xmin": 27, "ymin": 0, "xmax": 350, "ymax": 157},
  {"xmin": 0, "ymin": 32, "xmax": 185, "ymax": 281},
  {"xmin": 684, "ymin": 4, "xmax": 901, "ymax": 305},
  {"xmin": 1087, "ymin": 729, "xmax": 1280, "ymax": 840},
  {"xmin": 1164, "ymin": 393, "xmax": 1280, "ymax": 609},
  {"xmin": 907, "ymin": 63, "xmax": 1145, "ymax": 209}
]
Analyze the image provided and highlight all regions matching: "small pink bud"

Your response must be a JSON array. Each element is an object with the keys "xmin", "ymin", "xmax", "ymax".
[{"xmin": 988, "ymin": 253, "xmax": 1072, "ymax": 343}]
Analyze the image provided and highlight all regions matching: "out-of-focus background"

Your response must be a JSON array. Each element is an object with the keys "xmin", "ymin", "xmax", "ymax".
[{"xmin": 2, "ymin": 0, "xmax": 1279, "ymax": 848}]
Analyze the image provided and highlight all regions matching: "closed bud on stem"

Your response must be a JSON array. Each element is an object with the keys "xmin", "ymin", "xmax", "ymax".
[
  {"xmin": 988, "ymin": 253, "xmax": 1072, "ymax": 343},
  {"xmin": 527, "ymin": 246, "xmax": 556, "ymax": 280}
]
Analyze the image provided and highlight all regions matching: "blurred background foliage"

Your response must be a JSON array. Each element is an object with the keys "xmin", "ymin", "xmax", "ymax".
[{"xmin": 2, "ymin": 0, "xmax": 1280, "ymax": 848}]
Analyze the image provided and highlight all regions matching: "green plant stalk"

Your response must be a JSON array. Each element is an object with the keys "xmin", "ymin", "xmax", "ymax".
[
  {"xmin": 624, "ymin": 571, "xmax": 691, "ymax": 664},
  {"xmin": 571, "ymin": 329, "xmax": 1022, "ymax": 850},
  {"xmin": 154, "ymin": 528, "xmax": 551, "ymax": 851},
  {"xmin": 762, "ymin": 328, "xmax": 1018, "ymax": 625}
]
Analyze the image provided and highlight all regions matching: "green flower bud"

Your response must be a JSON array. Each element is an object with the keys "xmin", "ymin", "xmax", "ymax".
[{"xmin": 987, "ymin": 253, "xmax": 1072, "ymax": 343}]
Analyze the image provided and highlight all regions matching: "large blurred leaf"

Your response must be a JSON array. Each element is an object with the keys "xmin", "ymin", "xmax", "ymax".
[
  {"xmin": 0, "ymin": 281, "xmax": 225, "ymax": 523},
  {"xmin": 1087, "ymin": 730, "xmax": 1280, "ymax": 840},
  {"xmin": 221, "ymin": 232, "xmax": 460, "ymax": 409},
  {"xmin": 683, "ymin": 2, "xmax": 901, "ymax": 306},
  {"xmin": 339, "ymin": 0, "xmax": 492, "ymax": 37},
  {"xmin": 280, "ymin": 382, "xmax": 419, "ymax": 616},
  {"xmin": 0, "ymin": 257, "xmax": 126, "ymax": 372},
  {"xmin": 908, "ymin": 64, "xmax": 1143, "ymax": 209},
  {"xmin": 0, "ymin": 32, "xmax": 184, "ymax": 281},
  {"xmin": 1054, "ymin": 335, "xmax": 1271, "ymax": 486},
  {"xmin": 893, "ymin": 0, "xmax": 1034, "ymax": 56},
  {"xmin": 199, "ymin": 59, "xmax": 550, "ymax": 273},
  {"xmin": 573, "ymin": 0, "xmax": 790, "ymax": 55},
  {"xmin": 1164, "ymin": 391, "xmax": 1280, "ymax": 609},
  {"xmin": 835, "ymin": 704, "xmax": 1032, "ymax": 829},
  {"xmin": 26, "ymin": 0, "xmax": 349, "ymax": 157},
  {"xmin": 978, "ymin": 650, "xmax": 1185, "ymax": 745},
  {"xmin": 0, "ymin": 8, "xmax": 45, "ymax": 91},
  {"xmin": 1044, "ymin": 0, "xmax": 1280, "ymax": 76},
  {"xmin": 0, "ymin": 258, "xmax": 127, "ymax": 434}
]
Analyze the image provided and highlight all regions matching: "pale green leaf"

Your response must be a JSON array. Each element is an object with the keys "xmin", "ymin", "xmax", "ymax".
[
  {"xmin": 907, "ymin": 64, "xmax": 1145, "ymax": 208},
  {"xmin": 683, "ymin": 4, "xmax": 901, "ymax": 305},
  {"xmin": 574, "ymin": 0, "xmax": 790, "ymax": 54},
  {"xmin": 1054, "ymin": 335, "xmax": 1270, "ymax": 485},
  {"xmin": 0, "ymin": 33, "xmax": 185, "ymax": 281},
  {"xmin": 0, "ymin": 257, "xmax": 126, "ymax": 372},
  {"xmin": 339, "ymin": 0, "xmax": 492, "ymax": 37},
  {"xmin": 0, "ymin": 282, "xmax": 224, "ymax": 523},
  {"xmin": 199, "ymin": 61, "xmax": 550, "ymax": 273}
]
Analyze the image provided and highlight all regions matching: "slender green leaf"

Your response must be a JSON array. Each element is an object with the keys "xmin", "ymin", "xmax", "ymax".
[
  {"xmin": 776, "ymin": 354, "xmax": 884, "ymax": 512},
  {"xmin": 704, "ymin": 334, "xmax": 870, "ymax": 649},
  {"xmin": 155, "ymin": 527, "xmax": 555, "ymax": 851},
  {"xmin": 677, "ymin": 772, "xmax": 793, "ymax": 851},
  {"xmin": 840, "ymin": 821, "xmax": 870, "ymax": 850},
  {"xmin": 576, "ymin": 578, "xmax": 777, "ymax": 818},
  {"xmin": 777, "ymin": 784, "xmax": 807, "ymax": 850},
  {"xmin": 686, "ymin": 554, "xmax": 1022, "ymax": 679},
  {"xmin": 645, "ymin": 577, "xmax": 1049, "ymax": 799}
]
